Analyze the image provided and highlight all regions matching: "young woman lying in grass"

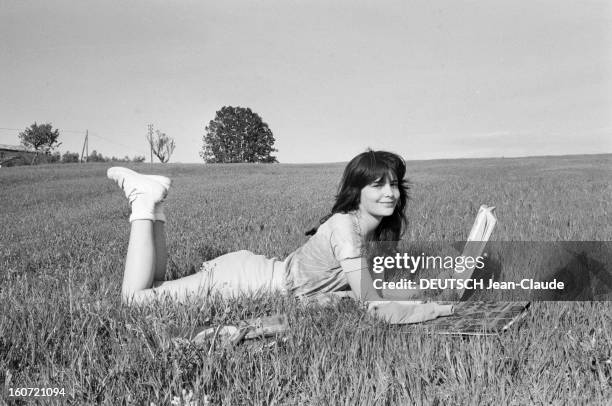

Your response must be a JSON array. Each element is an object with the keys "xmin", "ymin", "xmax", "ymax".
[{"xmin": 107, "ymin": 150, "xmax": 454, "ymax": 323}]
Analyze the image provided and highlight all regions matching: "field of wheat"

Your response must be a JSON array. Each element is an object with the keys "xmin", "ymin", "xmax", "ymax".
[{"xmin": 1, "ymin": 154, "xmax": 610, "ymax": 404}]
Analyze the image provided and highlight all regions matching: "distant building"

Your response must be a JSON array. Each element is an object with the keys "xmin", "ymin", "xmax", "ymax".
[{"xmin": 0, "ymin": 144, "xmax": 36, "ymax": 167}]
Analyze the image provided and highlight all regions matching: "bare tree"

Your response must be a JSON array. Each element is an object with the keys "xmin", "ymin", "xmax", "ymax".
[{"xmin": 146, "ymin": 127, "xmax": 176, "ymax": 163}]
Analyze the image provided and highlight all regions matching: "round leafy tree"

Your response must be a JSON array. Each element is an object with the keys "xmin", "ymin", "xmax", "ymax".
[
  {"xmin": 19, "ymin": 122, "xmax": 62, "ymax": 164},
  {"xmin": 200, "ymin": 106, "xmax": 278, "ymax": 163}
]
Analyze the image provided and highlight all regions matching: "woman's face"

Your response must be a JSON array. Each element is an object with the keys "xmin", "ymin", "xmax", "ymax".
[{"xmin": 358, "ymin": 174, "xmax": 400, "ymax": 219}]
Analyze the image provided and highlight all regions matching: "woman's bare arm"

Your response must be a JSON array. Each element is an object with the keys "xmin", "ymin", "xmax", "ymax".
[
  {"xmin": 341, "ymin": 258, "xmax": 424, "ymax": 301},
  {"xmin": 341, "ymin": 258, "xmax": 453, "ymax": 324}
]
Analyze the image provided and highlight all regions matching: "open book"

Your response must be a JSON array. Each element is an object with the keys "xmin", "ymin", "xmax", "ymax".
[
  {"xmin": 453, "ymin": 204, "xmax": 497, "ymax": 299},
  {"xmin": 415, "ymin": 206, "xmax": 530, "ymax": 334}
]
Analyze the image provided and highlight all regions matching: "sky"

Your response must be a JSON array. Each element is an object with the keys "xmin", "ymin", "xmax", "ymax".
[{"xmin": 1, "ymin": 0, "xmax": 611, "ymax": 163}]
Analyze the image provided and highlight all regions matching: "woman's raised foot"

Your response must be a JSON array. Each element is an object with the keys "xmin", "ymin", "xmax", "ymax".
[{"xmin": 107, "ymin": 167, "xmax": 170, "ymax": 204}]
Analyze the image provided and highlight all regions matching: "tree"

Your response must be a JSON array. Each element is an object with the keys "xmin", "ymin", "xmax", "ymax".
[
  {"xmin": 46, "ymin": 151, "xmax": 61, "ymax": 163},
  {"xmin": 146, "ymin": 126, "xmax": 176, "ymax": 163},
  {"xmin": 62, "ymin": 151, "xmax": 80, "ymax": 163},
  {"xmin": 200, "ymin": 106, "xmax": 278, "ymax": 163},
  {"xmin": 87, "ymin": 150, "xmax": 107, "ymax": 162},
  {"xmin": 19, "ymin": 122, "xmax": 62, "ymax": 165}
]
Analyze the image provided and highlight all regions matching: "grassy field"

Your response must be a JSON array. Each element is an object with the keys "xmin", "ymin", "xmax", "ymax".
[{"xmin": 1, "ymin": 154, "xmax": 611, "ymax": 405}]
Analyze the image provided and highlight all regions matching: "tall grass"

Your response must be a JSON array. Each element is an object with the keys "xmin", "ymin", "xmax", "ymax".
[{"xmin": 1, "ymin": 155, "xmax": 611, "ymax": 404}]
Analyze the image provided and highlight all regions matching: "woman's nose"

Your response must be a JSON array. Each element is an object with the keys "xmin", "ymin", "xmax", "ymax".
[{"xmin": 381, "ymin": 182, "xmax": 393, "ymax": 195}]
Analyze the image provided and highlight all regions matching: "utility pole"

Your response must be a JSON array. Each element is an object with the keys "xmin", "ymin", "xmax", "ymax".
[
  {"xmin": 147, "ymin": 124, "xmax": 154, "ymax": 163},
  {"xmin": 80, "ymin": 130, "xmax": 89, "ymax": 163}
]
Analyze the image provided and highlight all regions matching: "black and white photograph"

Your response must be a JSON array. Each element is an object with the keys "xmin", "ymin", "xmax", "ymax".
[{"xmin": 1, "ymin": 1, "xmax": 611, "ymax": 404}]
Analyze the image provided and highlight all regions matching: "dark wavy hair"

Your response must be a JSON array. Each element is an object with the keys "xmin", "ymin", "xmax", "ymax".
[{"xmin": 306, "ymin": 149, "xmax": 409, "ymax": 243}]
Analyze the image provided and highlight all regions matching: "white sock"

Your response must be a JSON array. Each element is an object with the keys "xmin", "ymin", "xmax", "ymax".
[
  {"xmin": 153, "ymin": 202, "xmax": 167, "ymax": 223},
  {"xmin": 129, "ymin": 198, "xmax": 156, "ymax": 222}
]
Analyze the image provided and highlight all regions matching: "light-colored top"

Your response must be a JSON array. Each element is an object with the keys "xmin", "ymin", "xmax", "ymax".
[{"xmin": 283, "ymin": 212, "xmax": 363, "ymax": 296}]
